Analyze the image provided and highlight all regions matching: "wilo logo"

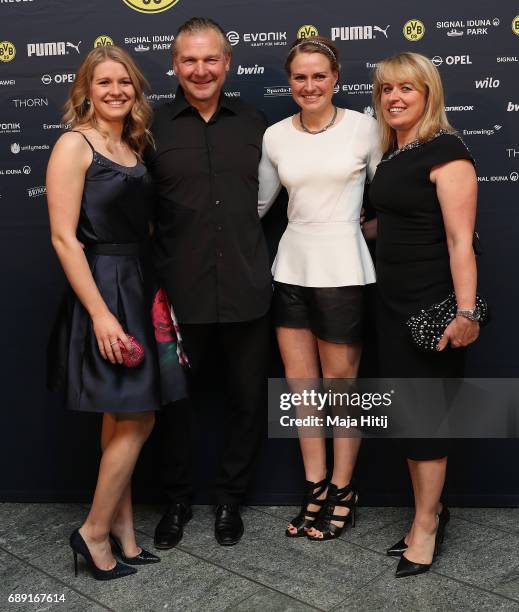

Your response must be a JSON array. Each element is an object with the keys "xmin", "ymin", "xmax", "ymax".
[
  {"xmin": 297, "ymin": 25, "xmax": 319, "ymax": 39},
  {"xmin": 27, "ymin": 41, "xmax": 81, "ymax": 57},
  {"xmin": 507, "ymin": 102, "xmax": 519, "ymax": 111},
  {"xmin": 475, "ymin": 77, "xmax": 500, "ymax": 88},
  {"xmin": 403, "ymin": 19, "xmax": 425, "ymax": 41},
  {"xmin": 237, "ymin": 64, "xmax": 264, "ymax": 75},
  {"xmin": 0, "ymin": 41, "xmax": 16, "ymax": 62},
  {"xmin": 121, "ymin": 0, "xmax": 179, "ymax": 13}
]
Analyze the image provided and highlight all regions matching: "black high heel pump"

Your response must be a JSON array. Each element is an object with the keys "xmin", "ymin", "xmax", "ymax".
[
  {"xmin": 110, "ymin": 533, "xmax": 160, "ymax": 565},
  {"xmin": 69, "ymin": 529, "xmax": 137, "ymax": 580}
]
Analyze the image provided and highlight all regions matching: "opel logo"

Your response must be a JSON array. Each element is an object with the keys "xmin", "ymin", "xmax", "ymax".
[
  {"xmin": 432, "ymin": 56, "xmax": 443, "ymax": 67},
  {"xmin": 41, "ymin": 74, "xmax": 52, "ymax": 85}
]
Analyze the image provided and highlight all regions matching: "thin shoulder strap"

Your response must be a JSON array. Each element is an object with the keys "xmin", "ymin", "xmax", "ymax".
[{"xmin": 70, "ymin": 130, "xmax": 95, "ymax": 153}]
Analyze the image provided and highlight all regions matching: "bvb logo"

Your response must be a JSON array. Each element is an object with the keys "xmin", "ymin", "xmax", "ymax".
[
  {"xmin": 0, "ymin": 41, "xmax": 16, "ymax": 63},
  {"xmin": 403, "ymin": 19, "xmax": 425, "ymax": 41},
  {"xmin": 121, "ymin": 0, "xmax": 180, "ymax": 14},
  {"xmin": 297, "ymin": 25, "xmax": 319, "ymax": 39},
  {"xmin": 513, "ymin": 15, "xmax": 519, "ymax": 36},
  {"xmin": 94, "ymin": 36, "xmax": 114, "ymax": 48}
]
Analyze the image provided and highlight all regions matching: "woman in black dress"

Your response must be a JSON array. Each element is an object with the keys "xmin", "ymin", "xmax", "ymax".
[
  {"xmin": 47, "ymin": 46, "xmax": 185, "ymax": 580},
  {"xmin": 367, "ymin": 52, "xmax": 480, "ymax": 577}
]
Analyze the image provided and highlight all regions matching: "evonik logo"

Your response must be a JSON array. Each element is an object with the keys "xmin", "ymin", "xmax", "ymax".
[
  {"xmin": 474, "ymin": 77, "xmax": 500, "ymax": 89},
  {"xmin": 27, "ymin": 41, "xmax": 82, "ymax": 57},
  {"xmin": 226, "ymin": 31, "xmax": 287, "ymax": 47},
  {"xmin": 507, "ymin": 102, "xmax": 519, "ymax": 111},
  {"xmin": 331, "ymin": 24, "xmax": 390, "ymax": 41}
]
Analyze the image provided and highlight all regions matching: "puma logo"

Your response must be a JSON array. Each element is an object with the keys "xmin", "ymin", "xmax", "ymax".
[
  {"xmin": 66, "ymin": 41, "xmax": 82, "ymax": 54},
  {"xmin": 373, "ymin": 25, "xmax": 390, "ymax": 38}
]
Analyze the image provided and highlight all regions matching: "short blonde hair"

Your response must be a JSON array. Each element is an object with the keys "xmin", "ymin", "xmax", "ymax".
[
  {"xmin": 373, "ymin": 52, "xmax": 454, "ymax": 152},
  {"xmin": 63, "ymin": 46, "xmax": 152, "ymax": 156}
]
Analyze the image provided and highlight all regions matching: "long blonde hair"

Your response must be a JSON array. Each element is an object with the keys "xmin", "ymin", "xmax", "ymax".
[
  {"xmin": 63, "ymin": 45, "xmax": 153, "ymax": 156},
  {"xmin": 373, "ymin": 52, "xmax": 454, "ymax": 152}
]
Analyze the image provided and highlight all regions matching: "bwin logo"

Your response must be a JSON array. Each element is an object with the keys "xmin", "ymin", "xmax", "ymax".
[
  {"xmin": 237, "ymin": 64, "xmax": 264, "ymax": 75},
  {"xmin": 475, "ymin": 77, "xmax": 500, "ymax": 88},
  {"xmin": 507, "ymin": 102, "xmax": 519, "ymax": 111},
  {"xmin": 11, "ymin": 143, "xmax": 20, "ymax": 154}
]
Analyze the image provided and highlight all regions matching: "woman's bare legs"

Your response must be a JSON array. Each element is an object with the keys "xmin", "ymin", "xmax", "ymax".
[
  {"xmin": 79, "ymin": 411, "xmax": 155, "ymax": 569},
  {"xmin": 403, "ymin": 457, "xmax": 447, "ymax": 564},
  {"xmin": 307, "ymin": 340, "xmax": 362, "ymax": 538},
  {"xmin": 277, "ymin": 327, "xmax": 325, "ymax": 535}
]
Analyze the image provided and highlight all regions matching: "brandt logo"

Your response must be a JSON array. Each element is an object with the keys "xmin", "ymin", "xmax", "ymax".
[{"xmin": 331, "ymin": 24, "xmax": 390, "ymax": 41}]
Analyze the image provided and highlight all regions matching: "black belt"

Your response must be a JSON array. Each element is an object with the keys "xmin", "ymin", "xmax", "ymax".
[{"xmin": 86, "ymin": 242, "xmax": 144, "ymax": 256}]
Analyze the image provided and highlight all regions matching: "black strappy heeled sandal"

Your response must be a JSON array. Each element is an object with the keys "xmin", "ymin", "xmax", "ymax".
[
  {"xmin": 306, "ymin": 483, "xmax": 358, "ymax": 541},
  {"xmin": 285, "ymin": 477, "xmax": 329, "ymax": 537}
]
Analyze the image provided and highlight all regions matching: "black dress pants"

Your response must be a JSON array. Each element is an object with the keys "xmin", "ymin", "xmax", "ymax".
[{"xmin": 159, "ymin": 314, "xmax": 270, "ymax": 504}]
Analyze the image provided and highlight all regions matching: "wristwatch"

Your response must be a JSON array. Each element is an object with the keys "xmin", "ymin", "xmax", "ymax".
[{"xmin": 456, "ymin": 307, "xmax": 481, "ymax": 322}]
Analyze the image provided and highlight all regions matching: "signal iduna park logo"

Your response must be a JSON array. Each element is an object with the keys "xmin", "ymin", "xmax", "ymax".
[
  {"xmin": 122, "ymin": 0, "xmax": 180, "ymax": 13},
  {"xmin": 0, "ymin": 41, "xmax": 16, "ymax": 63}
]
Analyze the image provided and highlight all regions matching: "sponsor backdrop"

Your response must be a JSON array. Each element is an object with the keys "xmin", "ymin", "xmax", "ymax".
[{"xmin": 1, "ymin": 0, "xmax": 518, "ymax": 504}]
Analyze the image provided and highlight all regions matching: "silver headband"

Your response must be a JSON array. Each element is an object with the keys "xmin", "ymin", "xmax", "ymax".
[{"xmin": 293, "ymin": 40, "xmax": 336, "ymax": 61}]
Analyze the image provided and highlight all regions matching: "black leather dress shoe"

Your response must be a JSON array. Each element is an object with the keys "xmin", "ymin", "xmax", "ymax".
[
  {"xmin": 386, "ymin": 506, "xmax": 450, "ymax": 557},
  {"xmin": 154, "ymin": 503, "xmax": 192, "ymax": 550},
  {"xmin": 214, "ymin": 504, "xmax": 244, "ymax": 546}
]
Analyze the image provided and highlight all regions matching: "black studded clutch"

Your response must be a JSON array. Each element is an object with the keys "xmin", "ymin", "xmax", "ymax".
[{"xmin": 406, "ymin": 293, "xmax": 490, "ymax": 352}]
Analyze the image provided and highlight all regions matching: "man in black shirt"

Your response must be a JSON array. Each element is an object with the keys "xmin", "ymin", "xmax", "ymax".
[{"xmin": 148, "ymin": 18, "xmax": 271, "ymax": 547}]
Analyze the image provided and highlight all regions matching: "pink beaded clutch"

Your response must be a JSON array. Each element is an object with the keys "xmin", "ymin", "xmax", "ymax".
[{"xmin": 118, "ymin": 335, "xmax": 144, "ymax": 368}]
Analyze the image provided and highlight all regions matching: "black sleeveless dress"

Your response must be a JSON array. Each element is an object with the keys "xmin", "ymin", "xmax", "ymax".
[
  {"xmin": 48, "ymin": 133, "xmax": 187, "ymax": 413},
  {"xmin": 369, "ymin": 132, "xmax": 474, "ymax": 459}
]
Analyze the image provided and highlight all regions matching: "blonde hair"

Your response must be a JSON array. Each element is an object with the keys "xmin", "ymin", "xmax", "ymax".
[
  {"xmin": 63, "ymin": 46, "xmax": 153, "ymax": 156},
  {"xmin": 373, "ymin": 52, "xmax": 454, "ymax": 152}
]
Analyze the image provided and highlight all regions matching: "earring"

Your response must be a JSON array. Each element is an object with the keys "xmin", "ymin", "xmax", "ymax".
[{"xmin": 85, "ymin": 99, "xmax": 91, "ymax": 106}]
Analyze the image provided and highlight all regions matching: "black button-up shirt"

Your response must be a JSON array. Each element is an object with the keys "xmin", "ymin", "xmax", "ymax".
[{"xmin": 147, "ymin": 87, "xmax": 272, "ymax": 324}]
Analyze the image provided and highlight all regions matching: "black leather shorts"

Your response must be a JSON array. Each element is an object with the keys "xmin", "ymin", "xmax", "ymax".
[{"xmin": 272, "ymin": 281, "xmax": 364, "ymax": 344}]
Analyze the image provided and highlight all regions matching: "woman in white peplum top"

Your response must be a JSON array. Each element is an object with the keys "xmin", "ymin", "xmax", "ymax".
[{"xmin": 258, "ymin": 36, "xmax": 381, "ymax": 540}]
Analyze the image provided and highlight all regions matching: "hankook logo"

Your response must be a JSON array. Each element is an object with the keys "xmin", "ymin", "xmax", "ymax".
[
  {"xmin": 94, "ymin": 36, "xmax": 114, "ymax": 48},
  {"xmin": 0, "ymin": 41, "xmax": 16, "ymax": 62},
  {"xmin": 403, "ymin": 19, "xmax": 425, "ymax": 41},
  {"xmin": 297, "ymin": 25, "xmax": 319, "ymax": 39},
  {"xmin": 432, "ymin": 55, "xmax": 472, "ymax": 67},
  {"xmin": 41, "ymin": 73, "xmax": 75, "ymax": 85},
  {"xmin": 27, "ymin": 41, "xmax": 82, "ymax": 57},
  {"xmin": 331, "ymin": 24, "xmax": 390, "ymax": 41},
  {"xmin": 121, "ymin": 0, "xmax": 180, "ymax": 14}
]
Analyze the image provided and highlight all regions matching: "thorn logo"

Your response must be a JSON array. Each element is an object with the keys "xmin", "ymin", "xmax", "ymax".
[
  {"xmin": 403, "ymin": 19, "xmax": 425, "ymax": 41},
  {"xmin": 475, "ymin": 77, "xmax": 500, "ymax": 88},
  {"xmin": 0, "ymin": 41, "xmax": 16, "ymax": 63},
  {"xmin": 507, "ymin": 102, "xmax": 519, "ymax": 111},
  {"xmin": 11, "ymin": 143, "xmax": 20, "ymax": 154},
  {"xmin": 297, "ymin": 25, "xmax": 318, "ymax": 39},
  {"xmin": 122, "ymin": 0, "xmax": 180, "ymax": 14},
  {"xmin": 513, "ymin": 16, "xmax": 519, "ymax": 36},
  {"xmin": 94, "ymin": 36, "xmax": 114, "ymax": 48},
  {"xmin": 226, "ymin": 31, "xmax": 240, "ymax": 46}
]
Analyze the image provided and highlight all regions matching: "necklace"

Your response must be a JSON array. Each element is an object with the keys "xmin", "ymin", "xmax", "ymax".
[{"xmin": 299, "ymin": 106, "xmax": 338, "ymax": 135}]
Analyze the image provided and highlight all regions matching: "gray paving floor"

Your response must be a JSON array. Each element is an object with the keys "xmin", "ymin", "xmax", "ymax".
[{"xmin": 1, "ymin": 504, "xmax": 519, "ymax": 611}]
